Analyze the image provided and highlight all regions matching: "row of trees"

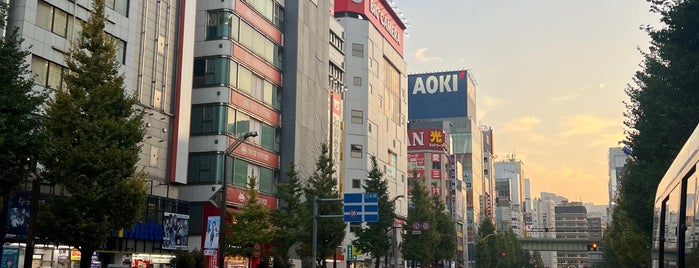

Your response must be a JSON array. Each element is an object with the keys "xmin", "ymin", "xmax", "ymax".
[
  {"xmin": 1, "ymin": 1, "xmax": 148, "ymax": 268},
  {"xmin": 217, "ymin": 150, "xmax": 460, "ymax": 268},
  {"xmin": 473, "ymin": 219, "xmax": 543, "ymax": 268},
  {"xmin": 453, "ymin": 3, "xmax": 699, "ymax": 266},
  {"xmin": 604, "ymin": 0, "xmax": 699, "ymax": 266}
]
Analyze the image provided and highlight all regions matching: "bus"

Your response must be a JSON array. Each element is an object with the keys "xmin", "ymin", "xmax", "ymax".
[{"xmin": 652, "ymin": 124, "xmax": 699, "ymax": 267}]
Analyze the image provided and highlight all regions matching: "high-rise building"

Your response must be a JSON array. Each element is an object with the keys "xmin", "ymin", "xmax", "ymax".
[
  {"xmin": 480, "ymin": 126, "xmax": 495, "ymax": 222},
  {"xmin": 8, "ymin": 0, "xmax": 195, "ymax": 265},
  {"xmin": 531, "ymin": 197, "xmax": 557, "ymax": 267},
  {"xmin": 555, "ymin": 202, "xmax": 589, "ymax": 267},
  {"xmin": 334, "ymin": 1, "xmax": 408, "ymax": 267},
  {"xmin": 608, "ymin": 146, "xmax": 629, "ymax": 223},
  {"xmin": 407, "ymin": 69, "xmax": 480, "ymax": 267},
  {"xmin": 494, "ymin": 156, "xmax": 525, "ymax": 236}
]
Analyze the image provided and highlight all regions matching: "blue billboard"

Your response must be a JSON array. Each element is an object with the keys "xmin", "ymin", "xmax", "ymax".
[{"xmin": 408, "ymin": 70, "xmax": 469, "ymax": 120}]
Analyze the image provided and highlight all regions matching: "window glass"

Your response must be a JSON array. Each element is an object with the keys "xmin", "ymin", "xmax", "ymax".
[
  {"xmin": 31, "ymin": 57, "xmax": 49, "ymax": 87},
  {"xmin": 53, "ymin": 8, "xmax": 68, "ymax": 37},
  {"xmin": 261, "ymin": 124, "xmax": 275, "ymax": 151},
  {"xmin": 235, "ymin": 113, "xmax": 250, "ymax": 136},
  {"xmin": 209, "ymin": 58, "xmax": 229, "ymax": 85},
  {"xmin": 263, "ymin": 82, "xmax": 273, "ymax": 107},
  {"xmin": 227, "ymin": 108, "xmax": 236, "ymax": 135},
  {"xmin": 663, "ymin": 185, "xmax": 681, "ymax": 261},
  {"xmin": 351, "ymin": 110, "xmax": 363, "ymax": 124},
  {"xmin": 237, "ymin": 67, "xmax": 252, "ymax": 93},
  {"xmin": 47, "ymin": 62, "xmax": 63, "ymax": 90},
  {"xmin": 233, "ymin": 158, "xmax": 248, "ymax": 187},
  {"xmin": 36, "ymin": 1, "xmax": 53, "ymax": 32},
  {"xmin": 686, "ymin": 174, "xmax": 698, "ymax": 256},
  {"xmin": 229, "ymin": 61, "xmax": 238, "ymax": 88},
  {"xmin": 351, "ymin": 144, "xmax": 363, "ymax": 158},
  {"xmin": 259, "ymin": 167, "xmax": 274, "ymax": 194}
]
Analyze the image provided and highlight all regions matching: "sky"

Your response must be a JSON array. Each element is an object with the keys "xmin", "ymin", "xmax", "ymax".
[{"xmin": 396, "ymin": 0, "xmax": 661, "ymax": 205}]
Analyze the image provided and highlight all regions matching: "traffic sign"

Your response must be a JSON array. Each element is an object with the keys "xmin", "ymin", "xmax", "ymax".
[
  {"xmin": 343, "ymin": 192, "xmax": 379, "ymax": 222},
  {"xmin": 422, "ymin": 221, "xmax": 431, "ymax": 230}
]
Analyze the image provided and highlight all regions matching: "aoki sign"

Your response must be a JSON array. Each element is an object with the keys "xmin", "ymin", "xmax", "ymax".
[{"xmin": 408, "ymin": 70, "xmax": 470, "ymax": 120}]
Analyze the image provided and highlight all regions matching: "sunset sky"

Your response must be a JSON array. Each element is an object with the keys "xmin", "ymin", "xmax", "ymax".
[{"xmin": 397, "ymin": 0, "xmax": 660, "ymax": 205}]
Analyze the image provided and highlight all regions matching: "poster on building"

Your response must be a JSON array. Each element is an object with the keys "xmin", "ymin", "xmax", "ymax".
[
  {"xmin": 1, "ymin": 245, "xmax": 18, "ymax": 268},
  {"xmin": 5, "ymin": 192, "xmax": 30, "ymax": 239},
  {"xmin": 204, "ymin": 216, "xmax": 220, "ymax": 252},
  {"xmin": 407, "ymin": 169, "xmax": 425, "ymax": 179},
  {"xmin": 163, "ymin": 212, "xmax": 190, "ymax": 250},
  {"xmin": 430, "ymin": 170, "xmax": 442, "ymax": 179},
  {"xmin": 407, "ymin": 153, "xmax": 425, "ymax": 171}
]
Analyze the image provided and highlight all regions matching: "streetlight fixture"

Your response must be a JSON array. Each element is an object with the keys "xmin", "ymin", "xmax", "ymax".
[
  {"xmin": 388, "ymin": 195, "xmax": 406, "ymax": 268},
  {"xmin": 218, "ymin": 131, "xmax": 258, "ymax": 268}
]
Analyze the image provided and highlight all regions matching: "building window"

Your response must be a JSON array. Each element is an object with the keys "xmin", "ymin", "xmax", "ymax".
[
  {"xmin": 351, "ymin": 110, "xmax": 363, "ymax": 124},
  {"xmin": 351, "ymin": 43, "xmax": 363, "ymax": 57},
  {"xmin": 190, "ymin": 105, "xmax": 227, "ymax": 134},
  {"xmin": 207, "ymin": 11, "xmax": 239, "ymax": 40},
  {"xmin": 353, "ymin": 76, "xmax": 362, "ymax": 86},
  {"xmin": 352, "ymin": 179, "xmax": 361, "ymax": 189},
  {"xmin": 105, "ymin": 0, "xmax": 129, "ymax": 17},
  {"xmin": 193, "ymin": 57, "xmax": 234, "ymax": 87},
  {"xmin": 350, "ymin": 144, "xmax": 363, "ymax": 158},
  {"xmin": 31, "ymin": 56, "xmax": 66, "ymax": 90}
]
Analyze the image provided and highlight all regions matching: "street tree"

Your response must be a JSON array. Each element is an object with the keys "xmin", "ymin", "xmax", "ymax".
[
  {"xmin": 0, "ymin": 25, "xmax": 46, "ymax": 198},
  {"xmin": 474, "ymin": 218, "xmax": 497, "ymax": 267},
  {"xmin": 227, "ymin": 175, "xmax": 275, "ymax": 268},
  {"xmin": 402, "ymin": 174, "xmax": 437, "ymax": 267},
  {"xmin": 352, "ymin": 156, "xmax": 395, "ymax": 268},
  {"xmin": 610, "ymin": 0, "xmax": 699, "ymax": 264},
  {"xmin": 300, "ymin": 143, "xmax": 345, "ymax": 267},
  {"xmin": 431, "ymin": 195, "xmax": 456, "ymax": 267},
  {"xmin": 270, "ymin": 163, "xmax": 307, "ymax": 268},
  {"xmin": 37, "ymin": 1, "xmax": 147, "ymax": 268}
]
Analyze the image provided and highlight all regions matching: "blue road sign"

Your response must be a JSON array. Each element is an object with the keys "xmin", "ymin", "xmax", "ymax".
[{"xmin": 343, "ymin": 192, "xmax": 379, "ymax": 222}]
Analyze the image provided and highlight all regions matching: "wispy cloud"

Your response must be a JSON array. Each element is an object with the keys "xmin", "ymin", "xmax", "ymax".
[
  {"xmin": 413, "ymin": 48, "xmax": 442, "ymax": 64},
  {"xmin": 503, "ymin": 116, "xmax": 542, "ymax": 133},
  {"xmin": 477, "ymin": 95, "xmax": 502, "ymax": 121}
]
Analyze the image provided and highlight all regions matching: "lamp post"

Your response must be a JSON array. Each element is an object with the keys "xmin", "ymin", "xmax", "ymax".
[
  {"xmin": 388, "ymin": 195, "xmax": 405, "ymax": 268},
  {"xmin": 218, "ymin": 131, "xmax": 258, "ymax": 268}
]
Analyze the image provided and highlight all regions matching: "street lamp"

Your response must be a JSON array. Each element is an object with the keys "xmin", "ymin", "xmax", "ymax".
[
  {"xmin": 218, "ymin": 131, "xmax": 258, "ymax": 268},
  {"xmin": 388, "ymin": 195, "xmax": 405, "ymax": 268}
]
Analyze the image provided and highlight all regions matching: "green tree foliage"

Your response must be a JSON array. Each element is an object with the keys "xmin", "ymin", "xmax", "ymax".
[
  {"xmin": 300, "ymin": 143, "xmax": 345, "ymax": 267},
  {"xmin": 402, "ymin": 177, "xmax": 437, "ymax": 267},
  {"xmin": 171, "ymin": 249, "xmax": 206, "ymax": 268},
  {"xmin": 37, "ymin": 1, "xmax": 147, "ymax": 267},
  {"xmin": 474, "ymin": 219, "xmax": 497, "ymax": 267},
  {"xmin": 431, "ymin": 195, "xmax": 456, "ymax": 266},
  {"xmin": 0, "ymin": 27, "xmax": 46, "ymax": 198},
  {"xmin": 603, "ymin": 210, "xmax": 647, "ymax": 267},
  {"xmin": 611, "ymin": 0, "xmax": 699, "ymax": 264},
  {"xmin": 352, "ymin": 156, "xmax": 395, "ymax": 268},
  {"xmin": 270, "ymin": 163, "xmax": 307, "ymax": 268},
  {"xmin": 227, "ymin": 175, "xmax": 274, "ymax": 267}
]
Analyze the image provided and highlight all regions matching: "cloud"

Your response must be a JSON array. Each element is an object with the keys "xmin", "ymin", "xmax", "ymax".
[
  {"xmin": 477, "ymin": 95, "xmax": 502, "ymax": 121},
  {"xmin": 413, "ymin": 48, "xmax": 443, "ymax": 64},
  {"xmin": 502, "ymin": 116, "xmax": 542, "ymax": 133},
  {"xmin": 558, "ymin": 114, "xmax": 617, "ymax": 138}
]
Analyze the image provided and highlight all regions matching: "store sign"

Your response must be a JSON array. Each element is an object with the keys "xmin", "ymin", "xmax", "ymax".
[
  {"xmin": 407, "ymin": 129, "xmax": 448, "ymax": 152},
  {"xmin": 117, "ymin": 221, "xmax": 164, "ymax": 241}
]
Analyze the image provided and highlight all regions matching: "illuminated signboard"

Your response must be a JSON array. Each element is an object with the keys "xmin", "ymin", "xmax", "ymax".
[
  {"xmin": 407, "ymin": 128, "xmax": 449, "ymax": 152},
  {"xmin": 334, "ymin": 0, "xmax": 405, "ymax": 56},
  {"xmin": 408, "ymin": 70, "xmax": 470, "ymax": 120}
]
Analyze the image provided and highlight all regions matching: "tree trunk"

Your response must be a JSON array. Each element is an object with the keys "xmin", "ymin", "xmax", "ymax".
[{"xmin": 79, "ymin": 247, "xmax": 96, "ymax": 268}]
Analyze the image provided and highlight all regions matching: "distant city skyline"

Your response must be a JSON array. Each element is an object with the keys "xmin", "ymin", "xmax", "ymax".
[{"xmin": 398, "ymin": 0, "xmax": 660, "ymax": 205}]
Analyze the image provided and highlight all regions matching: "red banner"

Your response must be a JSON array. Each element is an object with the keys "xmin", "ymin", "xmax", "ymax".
[
  {"xmin": 226, "ymin": 187, "xmax": 278, "ymax": 209},
  {"xmin": 231, "ymin": 142, "xmax": 279, "ymax": 168},
  {"xmin": 407, "ymin": 169, "xmax": 425, "ymax": 179},
  {"xmin": 407, "ymin": 128, "xmax": 449, "ymax": 152},
  {"xmin": 230, "ymin": 90, "xmax": 280, "ymax": 126},
  {"xmin": 407, "ymin": 153, "xmax": 425, "ymax": 170},
  {"xmin": 430, "ymin": 170, "xmax": 442, "ymax": 179}
]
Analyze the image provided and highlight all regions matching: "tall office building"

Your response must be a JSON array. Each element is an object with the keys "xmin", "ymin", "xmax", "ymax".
[
  {"xmin": 480, "ymin": 126, "xmax": 495, "ymax": 222},
  {"xmin": 7, "ymin": 0, "xmax": 195, "ymax": 265},
  {"xmin": 407, "ymin": 69, "xmax": 480, "ymax": 267},
  {"xmin": 608, "ymin": 146, "xmax": 629, "ymax": 223},
  {"xmin": 555, "ymin": 202, "xmax": 589, "ymax": 267},
  {"xmin": 334, "ymin": 1, "xmax": 408, "ymax": 267},
  {"xmin": 494, "ymin": 156, "xmax": 525, "ymax": 236},
  {"xmin": 531, "ymin": 197, "xmax": 557, "ymax": 267}
]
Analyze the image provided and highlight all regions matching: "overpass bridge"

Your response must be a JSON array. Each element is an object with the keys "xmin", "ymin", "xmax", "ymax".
[{"xmin": 519, "ymin": 238, "xmax": 601, "ymax": 252}]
